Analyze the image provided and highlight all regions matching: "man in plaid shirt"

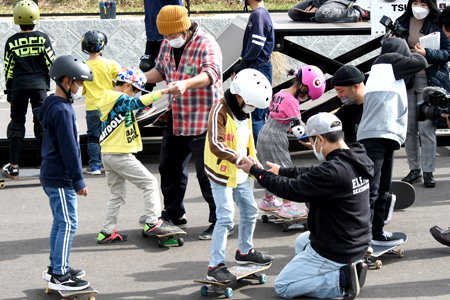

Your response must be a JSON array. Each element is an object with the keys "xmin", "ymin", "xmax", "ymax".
[{"xmin": 145, "ymin": 5, "xmax": 226, "ymax": 240}]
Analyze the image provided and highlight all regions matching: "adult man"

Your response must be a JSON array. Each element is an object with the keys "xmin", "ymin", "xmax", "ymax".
[
  {"xmin": 238, "ymin": 113, "xmax": 373, "ymax": 300},
  {"xmin": 144, "ymin": 5, "xmax": 223, "ymax": 240}
]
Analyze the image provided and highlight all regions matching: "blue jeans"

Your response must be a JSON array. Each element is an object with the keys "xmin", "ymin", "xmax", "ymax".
[
  {"xmin": 209, "ymin": 179, "xmax": 258, "ymax": 267},
  {"xmin": 251, "ymin": 62, "xmax": 272, "ymax": 146},
  {"xmin": 274, "ymin": 232, "xmax": 345, "ymax": 299},
  {"xmin": 86, "ymin": 110, "xmax": 102, "ymax": 167},
  {"xmin": 44, "ymin": 186, "xmax": 78, "ymax": 276}
]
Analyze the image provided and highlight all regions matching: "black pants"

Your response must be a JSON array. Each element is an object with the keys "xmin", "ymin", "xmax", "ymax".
[
  {"xmin": 360, "ymin": 138, "xmax": 397, "ymax": 239},
  {"xmin": 7, "ymin": 89, "xmax": 46, "ymax": 164},
  {"xmin": 159, "ymin": 124, "xmax": 217, "ymax": 224}
]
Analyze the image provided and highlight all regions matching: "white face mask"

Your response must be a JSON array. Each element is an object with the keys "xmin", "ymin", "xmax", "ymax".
[
  {"xmin": 412, "ymin": 6, "xmax": 429, "ymax": 20},
  {"xmin": 242, "ymin": 104, "xmax": 256, "ymax": 114},
  {"xmin": 167, "ymin": 34, "xmax": 186, "ymax": 48},
  {"xmin": 71, "ymin": 82, "xmax": 83, "ymax": 100},
  {"xmin": 339, "ymin": 87, "xmax": 358, "ymax": 105},
  {"xmin": 313, "ymin": 137, "xmax": 326, "ymax": 162}
]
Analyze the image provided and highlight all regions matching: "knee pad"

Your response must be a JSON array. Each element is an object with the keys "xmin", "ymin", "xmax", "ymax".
[{"xmin": 139, "ymin": 55, "xmax": 156, "ymax": 73}]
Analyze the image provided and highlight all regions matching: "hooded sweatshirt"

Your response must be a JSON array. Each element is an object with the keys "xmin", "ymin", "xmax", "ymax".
[
  {"xmin": 34, "ymin": 95, "xmax": 86, "ymax": 192},
  {"xmin": 249, "ymin": 143, "xmax": 374, "ymax": 264},
  {"xmin": 357, "ymin": 37, "xmax": 428, "ymax": 148}
]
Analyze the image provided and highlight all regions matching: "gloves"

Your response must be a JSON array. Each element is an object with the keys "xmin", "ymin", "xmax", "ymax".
[{"xmin": 232, "ymin": 58, "xmax": 249, "ymax": 75}]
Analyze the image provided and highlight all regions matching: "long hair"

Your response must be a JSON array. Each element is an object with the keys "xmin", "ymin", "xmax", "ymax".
[
  {"xmin": 287, "ymin": 69, "xmax": 302, "ymax": 86},
  {"xmin": 404, "ymin": 0, "xmax": 440, "ymax": 20}
]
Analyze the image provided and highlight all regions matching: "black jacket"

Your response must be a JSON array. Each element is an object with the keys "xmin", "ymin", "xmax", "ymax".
[{"xmin": 250, "ymin": 143, "xmax": 374, "ymax": 264}]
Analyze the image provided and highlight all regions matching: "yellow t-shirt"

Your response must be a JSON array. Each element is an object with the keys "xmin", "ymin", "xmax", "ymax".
[{"xmin": 83, "ymin": 58, "xmax": 119, "ymax": 111}]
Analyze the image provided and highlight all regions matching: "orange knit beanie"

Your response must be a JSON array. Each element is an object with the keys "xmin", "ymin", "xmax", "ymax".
[{"xmin": 157, "ymin": 5, "xmax": 191, "ymax": 35}]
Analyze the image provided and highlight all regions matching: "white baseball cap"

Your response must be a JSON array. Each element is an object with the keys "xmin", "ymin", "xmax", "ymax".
[{"xmin": 302, "ymin": 113, "xmax": 342, "ymax": 138}]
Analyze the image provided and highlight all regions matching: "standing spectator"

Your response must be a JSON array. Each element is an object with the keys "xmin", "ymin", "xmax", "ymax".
[
  {"xmin": 145, "ymin": 5, "xmax": 224, "ymax": 240},
  {"xmin": 2, "ymin": 0, "xmax": 55, "ymax": 178},
  {"xmin": 232, "ymin": 0, "xmax": 274, "ymax": 145}
]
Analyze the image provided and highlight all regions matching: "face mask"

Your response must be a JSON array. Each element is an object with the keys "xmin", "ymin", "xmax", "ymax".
[
  {"xmin": 242, "ymin": 104, "xmax": 255, "ymax": 114},
  {"xmin": 339, "ymin": 87, "xmax": 357, "ymax": 105},
  {"xmin": 167, "ymin": 34, "xmax": 186, "ymax": 48},
  {"xmin": 71, "ymin": 82, "xmax": 83, "ymax": 100},
  {"xmin": 296, "ymin": 94, "xmax": 309, "ymax": 103},
  {"xmin": 313, "ymin": 137, "xmax": 326, "ymax": 162},
  {"xmin": 412, "ymin": 6, "xmax": 429, "ymax": 20}
]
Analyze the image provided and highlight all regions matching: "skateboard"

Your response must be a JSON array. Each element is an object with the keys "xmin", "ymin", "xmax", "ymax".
[
  {"xmin": 364, "ymin": 232, "xmax": 407, "ymax": 269},
  {"xmin": 138, "ymin": 215, "xmax": 186, "ymax": 247},
  {"xmin": 292, "ymin": 7, "xmax": 317, "ymax": 14},
  {"xmin": 390, "ymin": 180, "xmax": 415, "ymax": 210},
  {"xmin": 44, "ymin": 284, "xmax": 98, "ymax": 300},
  {"xmin": 0, "ymin": 168, "xmax": 40, "ymax": 188},
  {"xmin": 259, "ymin": 208, "xmax": 308, "ymax": 232},
  {"xmin": 194, "ymin": 263, "xmax": 271, "ymax": 298}
]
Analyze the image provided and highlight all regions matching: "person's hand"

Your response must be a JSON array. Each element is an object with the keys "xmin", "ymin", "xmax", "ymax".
[
  {"xmin": 168, "ymin": 81, "xmax": 188, "ymax": 96},
  {"xmin": 415, "ymin": 43, "xmax": 426, "ymax": 57},
  {"xmin": 231, "ymin": 72, "xmax": 236, "ymax": 81},
  {"xmin": 236, "ymin": 156, "xmax": 254, "ymax": 174},
  {"xmin": 77, "ymin": 187, "xmax": 88, "ymax": 197},
  {"xmin": 305, "ymin": 6, "xmax": 318, "ymax": 12},
  {"xmin": 298, "ymin": 139, "xmax": 313, "ymax": 150},
  {"xmin": 247, "ymin": 156, "xmax": 263, "ymax": 169},
  {"xmin": 266, "ymin": 161, "xmax": 280, "ymax": 175},
  {"xmin": 160, "ymin": 85, "xmax": 174, "ymax": 95},
  {"xmin": 442, "ymin": 113, "xmax": 450, "ymax": 128}
]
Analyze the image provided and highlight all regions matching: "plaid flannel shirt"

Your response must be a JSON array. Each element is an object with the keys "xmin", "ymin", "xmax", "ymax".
[{"xmin": 152, "ymin": 24, "xmax": 223, "ymax": 136}]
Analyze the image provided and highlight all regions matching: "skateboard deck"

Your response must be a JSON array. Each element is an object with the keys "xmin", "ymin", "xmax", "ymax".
[
  {"xmin": 390, "ymin": 180, "xmax": 415, "ymax": 209},
  {"xmin": 364, "ymin": 232, "xmax": 407, "ymax": 269},
  {"xmin": 138, "ymin": 215, "xmax": 186, "ymax": 247},
  {"xmin": 0, "ymin": 168, "xmax": 40, "ymax": 188},
  {"xmin": 45, "ymin": 284, "xmax": 98, "ymax": 299},
  {"xmin": 194, "ymin": 263, "xmax": 271, "ymax": 298},
  {"xmin": 259, "ymin": 208, "xmax": 308, "ymax": 232},
  {"xmin": 292, "ymin": 7, "xmax": 317, "ymax": 14}
]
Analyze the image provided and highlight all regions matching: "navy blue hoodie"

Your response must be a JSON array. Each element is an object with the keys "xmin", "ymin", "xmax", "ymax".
[{"xmin": 34, "ymin": 95, "xmax": 86, "ymax": 192}]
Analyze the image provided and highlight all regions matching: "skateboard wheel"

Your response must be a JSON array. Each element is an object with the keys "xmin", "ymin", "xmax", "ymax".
[
  {"xmin": 158, "ymin": 239, "xmax": 164, "ymax": 248},
  {"xmin": 261, "ymin": 215, "xmax": 268, "ymax": 223},
  {"xmin": 88, "ymin": 297, "xmax": 96, "ymax": 300},
  {"xmin": 224, "ymin": 287, "xmax": 233, "ymax": 298},
  {"xmin": 259, "ymin": 274, "xmax": 267, "ymax": 284},
  {"xmin": 178, "ymin": 238, "xmax": 184, "ymax": 247},
  {"xmin": 398, "ymin": 249, "xmax": 404, "ymax": 258},
  {"xmin": 281, "ymin": 223, "xmax": 289, "ymax": 232},
  {"xmin": 375, "ymin": 260, "xmax": 382, "ymax": 269},
  {"xmin": 44, "ymin": 286, "xmax": 52, "ymax": 294},
  {"xmin": 0, "ymin": 182, "xmax": 5, "ymax": 189},
  {"xmin": 200, "ymin": 285, "xmax": 208, "ymax": 296}
]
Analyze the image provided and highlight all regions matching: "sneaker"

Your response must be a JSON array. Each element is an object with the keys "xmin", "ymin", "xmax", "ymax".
[
  {"xmin": 430, "ymin": 226, "xmax": 450, "ymax": 247},
  {"xmin": 423, "ymin": 172, "xmax": 436, "ymax": 188},
  {"xmin": 235, "ymin": 249, "xmax": 273, "ymax": 265},
  {"xmin": 355, "ymin": 261, "xmax": 368, "ymax": 288},
  {"xmin": 163, "ymin": 216, "xmax": 188, "ymax": 229},
  {"xmin": 47, "ymin": 272, "xmax": 89, "ymax": 291},
  {"xmin": 353, "ymin": 3, "xmax": 370, "ymax": 21},
  {"xmin": 97, "ymin": 229, "xmax": 127, "ymax": 244},
  {"xmin": 206, "ymin": 264, "xmax": 236, "ymax": 283},
  {"xmin": 85, "ymin": 165, "xmax": 101, "ymax": 175},
  {"xmin": 2, "ymin": 163, "xmax": 19, "ymax": 178},
  {"xmin": 340, "ymin": 263, "xmax": 360, "ymax": 300},
  {"xmin": 371, "ymin": 231, "xmax": 403, "ymax": 247},
  {"xmin": 136, "ymin": 105, "xmax": 156, "ymax": 120},
  {"xmin": 258, "ymin": 196, "xmax": 282, "ymax": 211},
  {"xmin": 401, "ymin": 169, "xmax": 422, "ymax": 184},
  {"xmin": 44, "ymin": 266, "xmax": 85, "ymax": 281},
  {"xmin": 198, "ymin": 223, "xmax": 235, "ymax": 240},
  {"xmin": 278, "ymin": 202, "xmax": 308, "ymax": 219},
  {"xmin": 144, "ymin": 219, "xmax": 182, "ymax": 236}
]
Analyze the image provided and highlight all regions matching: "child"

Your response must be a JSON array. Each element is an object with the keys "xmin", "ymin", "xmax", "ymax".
[
  {"xmin": 81, "ymin": 30, "xmax": 119, "ymax": 175},
  {"xmin": 204, "ymin": 69, "xmax": 274, "ymax": 283},
  {"xmin": 2, "ymin": 0, "xmax": 56, "ymax": 178},
  {"xmin": 257, "ymin": 66, "xmax": 326, "ymax": 218},
  {"xmin": 96, "ymin": 67, "xmax": 180, "ymax": 243},
  {"xmin": 35, "ymin": 55, "xmax": 92, "ymax": 290}
]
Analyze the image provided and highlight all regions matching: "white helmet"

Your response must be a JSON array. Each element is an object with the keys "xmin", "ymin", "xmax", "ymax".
[{"xmin": 230, "ymin": 69, "xmax": 272, "ymax": 109}]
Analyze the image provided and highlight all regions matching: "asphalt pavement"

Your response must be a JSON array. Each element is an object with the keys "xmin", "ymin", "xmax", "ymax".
[{"xmin": 1, "ymin": 147, "xmax": 450, "ymax": 300}]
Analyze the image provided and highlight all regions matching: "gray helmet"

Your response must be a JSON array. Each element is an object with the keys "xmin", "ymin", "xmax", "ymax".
[{"xmin": 50, "ymin": 55, "xmax": 93, "ymax": 83}]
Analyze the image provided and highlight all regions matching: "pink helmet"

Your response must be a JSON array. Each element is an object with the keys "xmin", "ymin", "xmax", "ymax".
[{"xmin": 301, "ymin": 65, "xmax": 326, "ymax": 100}]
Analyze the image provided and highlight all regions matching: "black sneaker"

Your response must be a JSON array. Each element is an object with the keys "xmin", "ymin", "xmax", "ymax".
[
  {"xmin": 401, "ymin": 169, "xmax": 422, "ymax": 184},
  {"xmin": 355, "ymin": 261, "xmax": 368, "ymax": 288},
  {"xmin": 198, "ymin": 223, "xmax": 235, "ymax": 240},
  {"xmin": 48, "ymin": 272, "xmax": 89, "ymax": 291},
  {"xmin": 2, "ymin": 163, "xmax": 19, "ymax": 178},
  {"xmin": 164, "ymin": 217, "xmax": 188, "ymax": 229},
  {"xmin": 235, "ymin": 249, "xmax": 273, "ymax": 265},
  {"xmin": 371, "ymin": 231, "xmax": 403, "ymax": 247},
  {"xmin": 97, "ymin": 229, "xmax": 127, "ymax": 244},
  {"xmin": 206, "ymin": 264, "xmax": 237, "ymax": 283},
  {"xmin": 340, "ymin": 263, "xmax": 360, "ymax": 300},
  {"xmin": 136, "ymin": 105, "xmax": 156, "ymax": 120},
  {"xmin": 44, "ymin": 266, "xmax": 85, "ymax": 281}
]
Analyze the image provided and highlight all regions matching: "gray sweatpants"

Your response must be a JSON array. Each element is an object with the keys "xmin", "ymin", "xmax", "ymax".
[
  {"xmin": 315, "ymin": 0, "xmax": 361, "ymax": 23},
  {"xmin": 405, "ymin": 74, "xmax": 437, "ymax": 172},
  {"xmin": 101, "ymin": 153, "xmax": 161, "ymax": 234}
]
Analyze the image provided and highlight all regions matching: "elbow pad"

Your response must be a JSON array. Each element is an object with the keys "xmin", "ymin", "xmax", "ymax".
[{"xmin": 290, "ymin": 117, "xmax": 306, "ymax": 138}]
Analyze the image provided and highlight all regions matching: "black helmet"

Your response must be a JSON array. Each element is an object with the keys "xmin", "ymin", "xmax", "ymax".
[
  {"xmin": 50, "ymin": 55, "xmax": 93, "ymax": 82},
  {"xmin": 81, "ymin": 30, "xmax": 108, "ymax": 54}
]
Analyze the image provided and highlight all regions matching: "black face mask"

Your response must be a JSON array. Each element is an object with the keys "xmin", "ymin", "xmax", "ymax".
[{"xmin": 225, "ymin": 89, "xmax": 249, "ymax": 121}]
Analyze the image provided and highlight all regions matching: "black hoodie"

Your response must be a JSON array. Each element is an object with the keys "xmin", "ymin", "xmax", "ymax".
[{"xmin": 250, "ymin": 143, "xmax": 374, "ymax": 264}]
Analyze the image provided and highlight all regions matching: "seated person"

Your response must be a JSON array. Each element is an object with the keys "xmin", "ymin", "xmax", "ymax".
[{"xmin": 288, "ymin": 0, "xmax": 369, "ymax": 23}]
